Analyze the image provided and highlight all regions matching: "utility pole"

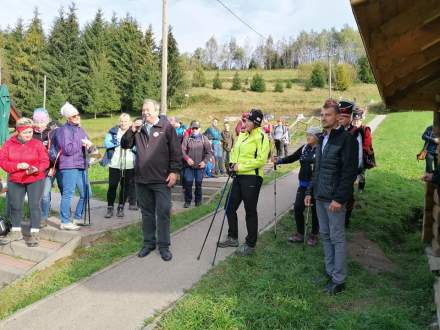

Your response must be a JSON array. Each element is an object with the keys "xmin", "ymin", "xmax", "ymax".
[
  {"xmin": 160, "ymin": 0, "xmax": 168, "ymax": 115},
  {"xmin": 328, "ymin": 52, "xmax": 332, "ymax": 99},
  {"xmin": 0, "ymin": 57, "xmax": 2, "ymax": 85},
  {"xmin": 43, "ymin": 75, "xmax": 47, "ymax": 109}
]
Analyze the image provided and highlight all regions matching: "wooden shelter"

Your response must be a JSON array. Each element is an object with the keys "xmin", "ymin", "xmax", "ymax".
[
  {"xmin": 8, "ymin": 103, "xmax": 20, "ymax": 127},
  {"xmin": 351, "ymin": 0, "xmax": 440, "ymax": 111}
]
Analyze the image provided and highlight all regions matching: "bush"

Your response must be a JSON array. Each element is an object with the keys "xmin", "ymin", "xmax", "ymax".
[
  {"xmin": 241, "ymin": 86, "xmax": 247, "ymax": 92},
  {"xmin": 212, "ymin": 71, "xmax": 222, "ymax": 89},
  {"xmin": 285, "ymin": 80, "xmax": 292, "ymax": 89},
  {"xmin": 230, "ymin": 72, "xmax": 241, "ymax": 90},
  {"xmin": 310, "ymin": 63, "xmax": 326, "ymax": 88},
  {"xmin": 304, "ymin": 79, "xmax": 313, "ymax": 91},
  {"xmin": 244, "ymin": 77, "xmax": 249, "ymax": 85},
  {"xmin": 192, "ymin": 65, "xmax": 206, "ymax": 87},
  {"xmin": 335, "ymin": 64, "xmax": 353, "ymax": 91},
  {"xmin": 357, "ymin": 56, "xmax": 375, "ymax": 83},
  {"xmin": 274, "ymin": 80, "xmax": 284, "ymax": 93},
  {"xmin": 297, "ymin": 63, "xmax": 314, "ymax": 81},
  {"xmin": 250, "ymin": 73, "xmax": 266, "ymax": 92}
]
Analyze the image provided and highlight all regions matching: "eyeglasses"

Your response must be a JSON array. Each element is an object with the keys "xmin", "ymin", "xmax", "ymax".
[
  {"xmin": 191, "ymin": 127, "xmax": 199, "ymax": 130},
  {"xmin": 71, "ymin": 114, "xmax": 81, "ymax": 119}
]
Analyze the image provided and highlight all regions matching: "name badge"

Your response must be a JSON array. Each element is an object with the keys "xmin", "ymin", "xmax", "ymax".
[{"xmin": 153, "ymin": 132, "xmax": 159, "ymax": 138}]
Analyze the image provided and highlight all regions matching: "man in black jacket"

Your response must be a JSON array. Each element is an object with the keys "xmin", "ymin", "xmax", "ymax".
[
  {"xmin": 305, "ymin": 99, "xmax": 358, "ymax": 295},
  {"xmin": 121, "ymin": 99, "xmax": 182, "ymax": 261}
]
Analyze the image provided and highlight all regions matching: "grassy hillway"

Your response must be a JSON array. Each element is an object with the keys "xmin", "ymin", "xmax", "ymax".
[{"xmin": 157, "ymin": 111, "xmax": 435, "ymax": 329}]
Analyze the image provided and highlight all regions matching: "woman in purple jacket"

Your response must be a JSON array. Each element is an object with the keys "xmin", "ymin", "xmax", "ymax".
[{"xmin": 56, "ymin": 102, "xmax": 93, "ymax": 231}]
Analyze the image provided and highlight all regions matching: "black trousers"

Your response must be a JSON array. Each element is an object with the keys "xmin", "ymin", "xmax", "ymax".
[
  {"xmin": 294, "ymin": 186, "xmax": 319, "ymax": 235},
  {"xmin": 107, "ymin": 168, "xmax": 134, "ymax": 207},
  {"xmin": 226, "ymin": 175, "xmax": 263, "ymax": 247},
  {"xmin": 274, "ymin": 139, "xmax": 283, "ymax": 157}
]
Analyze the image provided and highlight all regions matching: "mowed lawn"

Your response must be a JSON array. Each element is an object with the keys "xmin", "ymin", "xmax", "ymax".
[{"xmin": 157, "ymin": 111, "xmax": 434, "ymax": 330}]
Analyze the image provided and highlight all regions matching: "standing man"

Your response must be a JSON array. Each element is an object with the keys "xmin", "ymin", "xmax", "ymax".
[
  {"xmin": 218, "ymin": 109, "xmax": 270, "ymax": 256},
  {"xmin": 121, "ymin": 99, "xmax": 181, "ymax": 261},
  {"xmin": 205, "ymin": 118, "xmax": 224, "ymax": 176},
  {"xmin": 221, "ymin": 122, "xmax": 234, "ymax": 173},
  {"xmin": 272, "ymin": 118, "xmax": 288, "ymax": 157},
  {"xmin": 305, "ymin": 99, "xmax": 358, "ymax": 295}
]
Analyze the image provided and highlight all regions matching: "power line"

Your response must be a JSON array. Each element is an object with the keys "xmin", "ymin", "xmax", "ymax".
[{"xmin": 215, "ymin": 0, "xmax": 265, "ymax": 39}]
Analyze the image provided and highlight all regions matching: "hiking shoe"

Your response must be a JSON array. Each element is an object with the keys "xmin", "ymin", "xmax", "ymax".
[
  {"xmin": 195, "ymin": 201, "xmax": 202, "ymax": 207},
  {"xmin": 183, "ymin": 202, "xmax": 191, "ymax": 208},
  {"xmin": 26, "ymin": 232, "xmax": 40, "ymax": 247},
  {"xmin": 159, "ymin": 248, "xmax": 173, "ymax": 262},
  {"xmin": 235, "ymin": 243, "xmax": 255, "ymax": 256},
  {"xmin": 128, "ymin": 204, "xmax": 139, "ymax": 211},
  {"xmin": 138, "ymin": 246, "xmax": 156, "ymax": 258},
  {"xmin": 104, "ymin": 206, "xmax": 114, "ymax": 218},
  {"xmin": 40, "ymin": 219, "xmax": 48, "ymax": 229},
  {"xmin": 0, "ymin": 231, "xmax": 23, "ymax": 245},
  {"xmin": 288, "ymin": 233, "xmax": 304, "ymax": 243},
  {"xmin": 218, "ymin": 237, "xmax": 239, "ymax": 248},
  {"xmin": 307, "ymin": 234, "xmax": 318, "ymax": 246},
  {"xmin": 60, "ymin": 222, "xmax": 80, "ymax": 231},
  {"xmin": 326, "ymin": 281, "xmax": 346, "ymax": 295},
  {"xmin": 116, "ymin": 206, "xmax": 124, "ymax": 218}
]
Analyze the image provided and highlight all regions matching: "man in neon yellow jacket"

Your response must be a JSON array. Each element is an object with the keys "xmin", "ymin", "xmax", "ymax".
[{"xmin": 218, "ymin": 108, "xmax": 270, "ymax": 256}]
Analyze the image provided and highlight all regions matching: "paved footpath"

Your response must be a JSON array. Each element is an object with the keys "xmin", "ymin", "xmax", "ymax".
[{"xmin": 0, "ymin": 171, "xmax": 299, "ymax": 330}]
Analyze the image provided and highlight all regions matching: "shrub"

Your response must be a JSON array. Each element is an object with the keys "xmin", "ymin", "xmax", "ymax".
[
  {"xmin": 250, "ymin": 73, "xmax": 266, "ymax": 92},
  {"xmin": 212, "ymin": 71, "xmax": 222, "ymax": 89},
  {"xmin": 304, "ymin": 79, "xmax": 313, "ymax": 91},
  {"xmin": 310, "ymin": 63, "xmax": 326, "ymax": 88},
  {"xmin": 335, "ymin": 64, "xmax": 353, "ymax": 91},
  {"xmin": 286, "ymin": 80, "xmax": 292, "ymax": 89},
  {"xmin": 274, "ymin": 80, "xmax": 284, "ymax": 93},
  {"xmin": 192, "ymin": 65, "xmax": 206, "ymax": 87},
  {"xmin": 230, "ymin": 72, "xmax": 241, "ymax": 90}
]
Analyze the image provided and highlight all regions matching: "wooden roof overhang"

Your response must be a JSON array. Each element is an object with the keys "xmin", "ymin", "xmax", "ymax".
[{"xmin": 351, "ymin": 0, "xmax": 440, "ymax": 110}]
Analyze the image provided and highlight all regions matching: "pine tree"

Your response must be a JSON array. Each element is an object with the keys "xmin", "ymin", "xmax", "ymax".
[
  {"xmin": 192, "ymin": 65, "xmax": 206, "ymax": 87},
  {"xmin": 357, "ymin": 56, "xmax": 375, "ymax": 83},
  {"xmin": 230, "ymin": 71, "xmax": 241, "ymax": 90},
  {"xmin": 274, "ymin": 80, "xmax": 284, "ymax": 93},
  {"xmin": 335, "ymin": 64, "xmax": 352, "ymax": 91},
  {"xmin": 250, "ymin": 73, "xmax": 265, "ymax": 92},
  {"xmin": 87, "ymin": 53, "xmax": 119, "ymax": 118},
  {"xmin": 212, "ymin": 71, "xmax": 222, "ymax": 89},
  {"xmin": 310, "ymin": 63, "xmax": 326, "ymax": 88},
  {"xmin": 286, "ymin": 80, "xmax": 292, "ymax": 88}
]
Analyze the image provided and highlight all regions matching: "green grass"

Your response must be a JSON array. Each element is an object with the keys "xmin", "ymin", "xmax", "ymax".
[{"xmin": 157, "ymin": 111, "xmax": 434, "ymax": 329}]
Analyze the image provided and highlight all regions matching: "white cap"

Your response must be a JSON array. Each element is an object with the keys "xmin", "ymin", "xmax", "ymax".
[
  {"xmin": 60, "ymin": 102, "xmax": 79, "ymax": 119},
  {"xmin": 306, "ymin": 126, "xmax": 321, "ymax": 137}
]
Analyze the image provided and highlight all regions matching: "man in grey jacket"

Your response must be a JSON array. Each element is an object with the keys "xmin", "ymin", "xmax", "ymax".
[{"xmin": 305, "ymin": 99, "xmax": 358, "ymax": 295}]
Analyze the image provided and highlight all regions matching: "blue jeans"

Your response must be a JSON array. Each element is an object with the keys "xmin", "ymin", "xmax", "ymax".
[
  {"xmin": 41, "ymin": 171, "xmax": 63, "ymax": 220},
  {"xmin": 60, "ymin": 169, "xmax": 86, "ymax": 224},
  {"xmin": 182, "ymin": 167, "xmax": 204, "ymax": 203}
]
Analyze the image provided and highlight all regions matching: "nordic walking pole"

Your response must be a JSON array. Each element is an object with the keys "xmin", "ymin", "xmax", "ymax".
[
  {"xmin": 303, "ymin": 206, "xmax": 311, "ymax": 250},
  {"xmin": 212, "ymin": 178, "xmax": 234, "ymax": 266},
  {"xmin": 273, "ymin": 161, "xmax": 277, "ymax": 238},
  {"xmin": 197, "ymin": 173, "xmax": 232, "ymax": 260}
]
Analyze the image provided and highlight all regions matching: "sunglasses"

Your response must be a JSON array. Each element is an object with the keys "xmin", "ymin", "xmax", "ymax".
[{"xmin": 191, "ymin": 127, "xmax": 199, "ymax": 130}]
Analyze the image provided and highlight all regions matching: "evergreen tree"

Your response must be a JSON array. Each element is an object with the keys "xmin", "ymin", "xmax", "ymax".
[
  {"xmin": 304, "ymin": 79, "xmax": 312, "ymax": 91},
  {"xmin": 274, "ymin": 80, "xmax": 284, "ymax": 93},
  {"xmin": 286, "ymin": 80, "xmax": 292, "ymax": 88},
  {"xmin": 250, "ymin": 73, "xmax": 265, "ymax": 92},
  {"xmin": 310, "ymin": 63, "xmax": 326, "ymax": 88},
  {"xmin": 335, "ymin": 64, "xmax": 352, "ymax": 91},
  {"xmin": 357, "ymin": 56, "xmax": 375, "ymax": 83},
  {"xmin": 47, "ymin": 86, "xmax": 66, "ymax": 117},
  {"xmin": 87, "ymin": 53, "xmax": 119, "ymax": 118},
  {"xmin": 212, "ymin": 71, "xmax": 222, "ymax": 89},
  {"xmin": 192, "ymin": 64, "xmax": 206, "ymax": 87},
  {"xmin": 230, "ymin": 71, "xmax": 241, "ymax": 90}
]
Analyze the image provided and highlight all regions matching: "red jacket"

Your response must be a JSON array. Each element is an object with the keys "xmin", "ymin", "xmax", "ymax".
[{"xmin": 0, "ymin": 137, "xmax": 49, "ymax": 184}]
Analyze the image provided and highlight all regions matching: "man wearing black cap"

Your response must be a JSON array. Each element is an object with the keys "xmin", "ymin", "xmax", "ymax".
[{"xmin": 218, "ymin": 108, "xmax": 270, "ymax": 256}]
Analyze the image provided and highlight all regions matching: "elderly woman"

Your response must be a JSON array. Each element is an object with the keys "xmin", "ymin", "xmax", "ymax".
[
  {"xmin": 56, "ymin": 102, "xmax": 93, "ymax": 231},
  {"xmin": 102, "ymin": 113, "xmax": 136, "ymax": 218},
  {"xmin": 277, "ymin": 126, "xmax": 321, "ymax": 246},
  {"xmin": 32, "ymin": 108, "xmax": 63, "ymax": 227},
  {"xmin": 0, "ymin": 118, "xmax": 49, "ymax": 246},
  {"xmin": 181, "ymin": 120, "xmax": 212, "ymax": 208}
]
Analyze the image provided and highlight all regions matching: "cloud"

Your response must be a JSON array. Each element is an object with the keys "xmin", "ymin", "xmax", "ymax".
[{"xmin": 0, "ymin": 0, "xmax": 357, "ymax": 52}]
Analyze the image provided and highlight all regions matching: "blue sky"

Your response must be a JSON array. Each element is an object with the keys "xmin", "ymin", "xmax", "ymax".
[{"xmin": 0, "ymin": 0, "xmax": 358, "ymax": 52}]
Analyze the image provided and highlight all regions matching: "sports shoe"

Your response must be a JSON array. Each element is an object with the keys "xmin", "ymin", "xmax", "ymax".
[
  {"xmin": 104, "ymin": 206, "xmax": 114, "ymax": 218},
  {"xmin": 0, "ymin": 230, "xmax": 23, "ymax": 245},
  {"xmin": 60, "ymin": 222, "xmax": 80, "ymax": 231},
  {"xmin": 235, "ymin": 243, "xmax": 255, "ymax": 256},
  {"xmin": 128, "ymin": 204, "xmax": 139, "ymax": 211},
  {"xmin": 195, "ymin": 201, "xmax": 202, "ymax": 207},
  {"xmin": 217, "ymin": 236, "xmax": 239, "ymax": 248},
  {"xmin": 307, "ymin": 234, "xmax": 318, "ymax": 246},
  {"xmin": 26, "ymin": 232, "xmax": 40, "ymax": 247},
  {"xmin": 73, "ymin": 218, "xmax": 83, "ymax": 225},
  {"xmin": 40, "ymin": 219, "xmax": 48, "ymax": 228},
  {"xmin": 116, "ymin": 206, "xmax": 124, "ymax": 218},
  {"xmin": 183, "ymin": 202, "xmax": 191, "ymax": 208},
  {"xmin": 326, "ymin": 281, "xmax": 346, "ymax": 295},
  {"xmin": 288, "ymin": 233, "xmax": 304, "ymax": 243},
  {"xmin": 159, "ymin": 248, "xmax": 173, "ymax": 261}
]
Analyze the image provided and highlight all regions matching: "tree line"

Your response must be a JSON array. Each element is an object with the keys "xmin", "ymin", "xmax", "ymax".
[{"xmin": 0, "ymin": 5, "xmax": 186, "ymax": 118}]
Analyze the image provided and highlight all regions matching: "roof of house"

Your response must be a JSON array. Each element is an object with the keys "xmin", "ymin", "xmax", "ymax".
[{"xmin": 351, "ymin": 0, "xmax": 440, "ymax": 110}]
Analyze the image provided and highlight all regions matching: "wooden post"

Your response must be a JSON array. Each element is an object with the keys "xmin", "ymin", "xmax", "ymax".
[
  {"xmin": 43, "ymin": 75, "xmax": 47, "ymax": 109},
  {"xmin": 160, "ymin": 0, "xmax": 168, "ymax": 115},
  {"xmin": 429, "ymin": 102, "xmax": 440, "ymax": 250}
]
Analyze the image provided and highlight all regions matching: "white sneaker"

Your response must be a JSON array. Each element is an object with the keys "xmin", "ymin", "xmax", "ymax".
[
  {"xmin": 60, "ymin": 222, "xmax": 80, "ymax": 231},
  {"xmin": 72, "ymin": 219, "xmax": 83, "ymax": 225}
]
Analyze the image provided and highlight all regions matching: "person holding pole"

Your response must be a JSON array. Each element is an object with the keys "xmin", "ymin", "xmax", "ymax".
[
  {"xmin": 218, "ymin": 108, "xmax": 270, "ymax": 256},
  {"xmin": 305, "ymin": 99, "xmax": 358, "ymax": 295},
  {"xmin": 121, "ymin": 99, "xmax": 181, "ymax": 261}
]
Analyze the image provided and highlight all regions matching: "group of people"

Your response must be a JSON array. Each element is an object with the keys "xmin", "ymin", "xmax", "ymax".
[{"xmin": 0, "ymin": 96, "xmax": 375, "ymax": 296}]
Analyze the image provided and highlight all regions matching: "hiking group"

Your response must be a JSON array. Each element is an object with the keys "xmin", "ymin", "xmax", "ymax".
[{"xmin": 0, "ymin": 97, "xmax": 375, "ymax": 294}]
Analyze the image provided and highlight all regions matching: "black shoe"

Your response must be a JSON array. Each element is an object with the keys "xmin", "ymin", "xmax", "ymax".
[
  {"xmin": 195, "ymin": 201, "xmax": 201, "ymax": 207},
  {"xmin": 326, "ymin": 281, "xmax": 346, "ymax": 295},
  {"xmin": 116, "ymin": 206, "xmax": 124, "ymax": 218},
  {"xmin": 128, "ymin": 204, "xmax": 139, "ymax": 211},
  {"xmin": 137, "ymin": 246, "xmax": 156, "ymax": 258},
  {"xmin": 104, "ymin": 206, "xmax": 114, "ymax": 218},
  {"xmin": 183, "ymin": 202, "xmax": 191, "ymax": 208},
  {"xmin": 159, "ymin": 248, "xmax": 173, "ymax": 261},
  {"xmin": 218, "ymin": 237, "xmax": 239, "ymax": 248}
]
